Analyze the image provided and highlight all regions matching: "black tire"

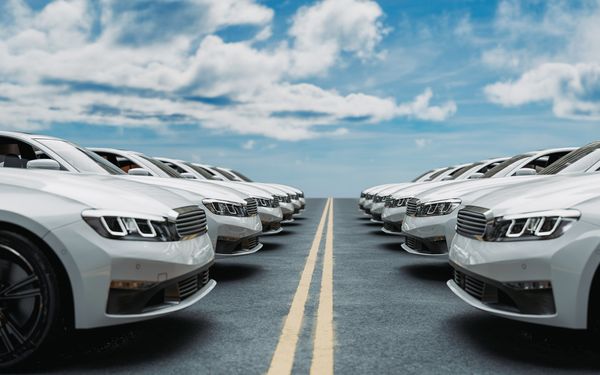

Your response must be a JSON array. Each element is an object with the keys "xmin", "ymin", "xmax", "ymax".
[{"xmin": 0, "ymin": 230, "xmax": 61, "ymax": 369}]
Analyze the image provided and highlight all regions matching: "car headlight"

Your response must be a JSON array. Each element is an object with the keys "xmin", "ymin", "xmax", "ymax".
[
  {"xmin": 385, "ymin": 197, "xmax": 408, "ymax": 208},
  {"xmin": 82, "ymin": 210, "xmax": 178, "ymax": 241},
  {"xmin": 256, "ymin": 197, "xmax": 277, "ymax": 208},
  {"xmin": 203, "ymin": 199, "xmax": 248, "ymax": 217},
  {"xmin": 487, "ymin": 209, "xmax": 580, "ymax": 241},
  {"xmin": 414, "ymin": 199, "xmax": 461, "ymax": 217}
]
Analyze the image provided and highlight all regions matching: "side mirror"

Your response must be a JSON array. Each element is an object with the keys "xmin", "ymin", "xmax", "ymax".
[
  {"xmin": 441, "ymin": 176, "xmax": 454, "ymax": 181},
  {"xmin": 468, "ymin": 172, "xmax": 484, "ymax": 180},
  {"xmin": 181, "ymin": 172, "xmax": 197, "ymax": 179},
  {"xmin": 26, "ymin": 159, "xmax": 60, "ymax": 170},
  {"xmin": 128, "ymin": 168, "xmax": 151, "ymax": 176},
  {"xmin": 515, "ymin": 168, "xmax": 537, "ymax": 176}
]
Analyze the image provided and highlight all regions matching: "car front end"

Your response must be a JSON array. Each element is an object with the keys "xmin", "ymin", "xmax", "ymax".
[
  {"xmin": 448, "ymin": 204, "xmax": 600, "ymax": 329},
  {"xmin": 401, "ymin": 199, "xmax": 461, "ymax": 256}
]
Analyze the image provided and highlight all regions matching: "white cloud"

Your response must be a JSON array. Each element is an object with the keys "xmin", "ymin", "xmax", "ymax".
[
  {"xmin": 415, "ymin": 138, "xmax": 431, "ymax": 149},
  {"xmin": 485, "ymin": 62, "xmax": 600, "ymax": 119},
  {"xmin": 242, "ymin": 139, "xmax": 256, "ymax": 150},
  {"xmin": 289, "ymin": 0, "xmax": 387, "ymax": 76},
  {"xmin": 483, "ymin": 1, "xmax": 600, "ymax": 119},
  {"xmin": 0, "ymin": 0, "xmax": 457, "ymax": 141},
  {"xmin": 396, "ymin": 88, "xmax": 457, "ymax": 121}
]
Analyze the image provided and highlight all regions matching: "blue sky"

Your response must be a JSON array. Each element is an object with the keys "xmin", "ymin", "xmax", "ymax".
[{"xmin": 1, "ymin": 0, "xmax": 599, "ymax": 196}]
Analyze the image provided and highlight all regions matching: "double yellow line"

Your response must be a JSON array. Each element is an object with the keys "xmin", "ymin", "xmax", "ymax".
[{"xmin": 267, "ymin": 198, "xmax": 335, "ymax": 375}]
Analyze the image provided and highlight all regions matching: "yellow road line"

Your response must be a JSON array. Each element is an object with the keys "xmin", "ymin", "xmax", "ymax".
[
  {"xmin": 267, "ymin": 198, "xmax": 332, "ymax": 375},
  {"xmin": 310, "ymin": 198, "xmax": 335, "ymax": 375}
]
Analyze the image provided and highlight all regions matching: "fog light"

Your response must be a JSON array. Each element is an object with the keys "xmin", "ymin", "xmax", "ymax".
[
  {"xmin": 110, "ymin": 280, "xmax": 156, "ymax": 290},
  {"xmin": 505, "ymin": 280, "xmax": 552, "ymax": 290}
]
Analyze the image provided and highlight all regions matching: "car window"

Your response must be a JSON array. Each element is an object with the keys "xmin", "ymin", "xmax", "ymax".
[
  {"xmin": 214, "ymin": 167, "xmax": 238, "ymax": 181},
  {"xmin": 230, "ymin": 169, "xmax": 253, "ymax": 182},
  {"xmin": 540, "ymin": 142, "xmax": 600, "ymax": 175},
  {"xmin": 426, "ymin": 167, "xmax": 452, "ymax": 181},
  {"xmin": 184, "ymin": 163, "xmax": 218, "ymax": 179},
  {"xmin": 138, "ymin": 155, "xmax": 182, "ymax": 178},
  {"xmin": 483, "ymin": 154, "xmax": 529, "ymax": 178},
  {"xmin": 0, "ymin": 136, "xmax": 43, "ymax": 169},
  {"xmin": 411, "ymin": 170, "xmax": 433, "ymax": 182},
  {"xmin": 520, "ymin": 151, "xmax": 570, "ymax": 173},
  {"xmin": 161, "ymin": 160, "xmax": 187, "ymax": 174},
  {"xmin": 451, "ymin": 163, "xmax": 480, "ymax": 179},
  {"xmin": 92, "ymin": 151, "xmax": 141, "ymax": 174},
  {"xmin": 33, "ymin": 139, "xmax": 125, "ymax": 174}
]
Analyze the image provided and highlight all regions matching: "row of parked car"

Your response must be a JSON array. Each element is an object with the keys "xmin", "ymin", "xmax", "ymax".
[
  {"xmin": 360, "ymin": 140, "xmax": 600, "ymax": 332},
  {"xmin": 0, "ymin": 131, "xmax": 304, "ymax": 368}
]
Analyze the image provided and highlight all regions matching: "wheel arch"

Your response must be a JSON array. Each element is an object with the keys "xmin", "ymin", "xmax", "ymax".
[{"xmin": 0, "ymin": 220, "xmax": 75, "ymax": 329}]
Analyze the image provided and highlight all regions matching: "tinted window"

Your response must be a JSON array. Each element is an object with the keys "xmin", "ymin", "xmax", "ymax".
[
  {"xmin": 230, "ymin": 169, "xmax": 253, "ymax": 182},
  {"xmin": 36, "ymin": 139, "xmax": 123, "ymax": 174},
  {"xmin": 483, "ymin": 154, "xmax": 529, "ymax": 178},
  {"xmin": 214, "ymin": 167, "xmax": 238, "ymax": 181},
  {"xmin": 540, "ymin": 142, "xmax": 600, "ymax": 175},
  {"xmin": 138, "ymin": 155, "xmax": 182, "ymax": 178},
  {"xmin": 426, "ymin": 167, "xmax": 452, "ymax": 181},
  {"xmin": 185, "ymin": 163, "xmax": 219, "ymax": 179}
]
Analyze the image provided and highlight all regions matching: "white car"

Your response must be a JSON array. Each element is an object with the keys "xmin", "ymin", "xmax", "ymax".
[
  {"xmin": 358, "ymin": 168, "xmax": 446, "ymax": 210},
  {"xmin": 205, "ymin": 165, "xmax": 305, "ymax": 214},
  {"xmin": 89, "ymin": 148, "xmax": 264, "ymax": 257},
  {"xmin": 369, "ymin": 159, "xmax": 508, "ymax": 223},
  {"xmin": 0, "ymin": 132, "xmax": 263, "ymax": 258},
  {"xmin": 401, "ymin": 143, "xmax": 600, "ymax": 255},
  {"xmin": 363, "ymin": 166, "xmax": 464, "ymax": 215},
  {"xmin": 382, "ymin": 148, "xmax": 574, "ymax": 238},
  {"xmin": 0, "ymin": 168, "xmax": 215, "ymax": 368},
  {"xmin": 156, "ymin": 158, "xmax": 283, "ymax": 235},
  {"xmin": 447, "ymin": 173, "xmax": 600, "ymax": 330},
  {"xmin": 193, "ymin": 164, "xmax": 297, "ymax": 222}
]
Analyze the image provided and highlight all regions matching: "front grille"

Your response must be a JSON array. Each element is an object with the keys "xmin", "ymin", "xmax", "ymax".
[
  {"xmin": 245, "ymin": 198, "xmax": 258, "ymax": 216},
  {"xmin": 175, "ymin": 206, "xmax": 207, "ymax": 237},
  {"xmin": 453, "ymin": 269, "xmax": 498, "ymax": 302},
  {"xmin": 177, "ymin": 270, "xmax": 210, "ymax": 300},
  {"xmin": 456, "ymin": 208, "xmax": 488, "ymax": 238},
  {"xmin": 405, "ymin": 236, "xmax": 418, "ymax": 250},
  {"xmin": 246, "ymin": 237, "xmax": 258, "ymax": 249},
  {"xmin": 406, "ymin": 198, "xmax": 418, "ymax": 216},
  {"xmin": 271, "ymin": 196, "xmax": 280, "ymax": 207}
]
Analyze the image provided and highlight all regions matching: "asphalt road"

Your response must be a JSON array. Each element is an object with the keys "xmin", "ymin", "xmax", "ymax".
[{"xmin": 19, "ymin": 198, "xmax": 600, "ymax": 374}]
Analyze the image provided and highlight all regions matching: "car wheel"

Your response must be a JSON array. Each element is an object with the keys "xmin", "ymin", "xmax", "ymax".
[{"xmin": 0, "ymin": 230, "xmax": 61, "ymax": 369}]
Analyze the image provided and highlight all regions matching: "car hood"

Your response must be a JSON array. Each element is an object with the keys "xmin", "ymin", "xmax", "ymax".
[
  {"xmin": 471, "ymin": 173, "xmax": 600, "ymax": 216},
  {"xmin": 200, "ymin": 181, "xmax": 272, "ymax": 199},
  {"xmin": 237, "ymin": 182, "xmax": 290, "ymax": 197},
  {"xmin": 415, "ymin": 175, "xmax": 549, "ymax": 203},
  {"xmin": 371, "ymin": 182, "xmax": 413, "ymax": 196},
  {"xmin": 389, "ymin": 180, "xmax": 460, "ymax": 199},
  {"xmin": 263, "ymin": 183, "xmax": 302, "ymax": 194},
  {"xmin": 0, "ymin": 170, "xmax": 196, "ymax": 215},
  {"xmin": 121, "ymin": 176, "xmax": 249, "ymax": 204}
]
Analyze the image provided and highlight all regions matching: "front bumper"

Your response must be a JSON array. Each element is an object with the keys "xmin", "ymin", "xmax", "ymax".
[
  {"xmin": 216, "ymin": 234, "xmax": 263, "ymax": 258},
  {"xmin": 47, "ymin": 221, "xmax": 215, "ymax": 329},
  {"xmin": 382, "ymin": 220, "xmax": 404, "ymax": 235},
  {"xmin": 382, "ymin": 206, "xmax": 406, "ymax": 226},
  {"xmin": 205, "ymin": 210, "xmax": 263, "ymax": 252},
  {"xmin": 448, "ymin": 221, "xmax": 600, "ymax": 329},
  {"xmin": 400, "ymin": 214, "xmax": 456, "ymax": 256}
]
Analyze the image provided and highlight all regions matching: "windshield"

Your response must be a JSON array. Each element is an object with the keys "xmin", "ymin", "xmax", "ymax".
[
  {"xmin": 35, "ymin": 139, "xmax": 124, "ymax": 175},
  {"xmin": 184, "ymin": 162, "xmax": 219, "ymax": 179},
  {"xmin": 411, "ymin": 170, "xmax": 433, "ymax": 182},
  {"xmin": 539, "ymin": 142, "xmax": 600, "ymax": 175},
  {"xmin": 451, "ymin": 163, "xmax": 480, "ymax": 179},
  {"xmin": 426, "ymin": 167, "xmax": 451, "ymax": 181},
  {"xmin": 230, "ymin": 169, "xmax": 253, "ymax": 182},
  {"xmin": 483, "ymin": 154, "xmax": 529, "ymax": 178},
  {"xmin": 138, "ymin": 155, "xmax": 182, "ymax": 178},
  {"xmin": 214, "ymin": 167, "xmax": 238, "ymax": 181}
]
